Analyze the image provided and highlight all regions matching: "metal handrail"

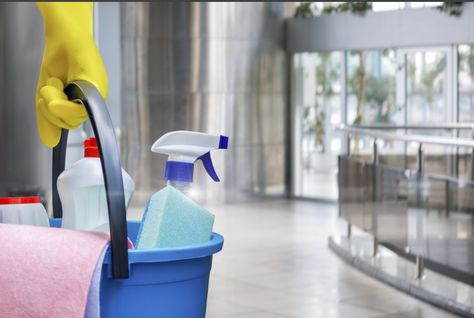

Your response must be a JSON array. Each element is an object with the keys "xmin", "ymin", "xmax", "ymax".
[
  {"xmin": 352, "ymin": 123, "xmax": 474, "ymax": 130},
  {"xmin": 338, "ymin": 125, "xmax": 474, "ymax": 148},
  {"xmin": 339, "ymin": 123, "xmax": 474, "ymax": 282}
]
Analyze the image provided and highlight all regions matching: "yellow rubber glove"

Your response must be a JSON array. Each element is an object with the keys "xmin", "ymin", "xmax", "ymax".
[{"xmin": 36, "ymin": 2, "xmax": 108, "ymax": 148}]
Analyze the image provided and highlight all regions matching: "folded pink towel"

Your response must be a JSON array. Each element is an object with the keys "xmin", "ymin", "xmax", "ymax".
[{"xmin": 0, "ymin": 223, "xmax": 110, "ymax": 318}]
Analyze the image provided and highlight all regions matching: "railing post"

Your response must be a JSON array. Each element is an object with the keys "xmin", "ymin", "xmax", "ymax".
[
  {"xmin": 417, "ymin": 143, "xmax": 423, "ymax": 173},
  {"xmin": 347, "ymin": 135, "xmax": 351, "ymax": 157},
  {"xmin": 373, "ymin": 139, "xmax": 379, "ymax": 165},
  {"xmin": 445, "ymin": 180, "xmax": 451, "ymax": 215},
  {"xmin": 416, "ymin": 255, "xmax": 425, "ymax": 280},
  {"xmin": 415, "ymin": 142, "xmax": 426, "ymax": 279},
  {"xmin": 372, "ymin": 139, "xmax": 378, "ymax": 257},
  {"xmin": 471, "ymin": 128, "xmax": 474, "ymax": 182},
  {"xmin": 416, "ymin": 143, "xmax": 424, "ymax": 208}
]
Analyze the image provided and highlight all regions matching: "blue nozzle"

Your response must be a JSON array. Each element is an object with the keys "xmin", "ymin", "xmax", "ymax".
[
  {"xmin": 219, "ymin": 135, "xmax": 229, "ymax": 149},
  {"xmin": 198, "ymin": 152, "xmax": 220, "ymax": 182},
  {"xmin": 158, "ymin": 133, "xmax": 229, "ymax": 183},
  {"xmin": 164, "ymin": 161, "xmax": 194, "ymax": 182}
]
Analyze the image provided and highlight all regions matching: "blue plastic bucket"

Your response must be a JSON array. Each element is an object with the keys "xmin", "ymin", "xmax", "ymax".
[
  {"xmin": 49, "ymin": 82, "xmax": 224, "ymax": 317},
  {"xmin": 50, "ymin": 219, "xmax": 223, "ymax": 317}
]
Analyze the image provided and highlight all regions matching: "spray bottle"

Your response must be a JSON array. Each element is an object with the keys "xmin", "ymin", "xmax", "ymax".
[{"xmin": 136, "ymin": 130, "xmax": 228, "ymax": 249}]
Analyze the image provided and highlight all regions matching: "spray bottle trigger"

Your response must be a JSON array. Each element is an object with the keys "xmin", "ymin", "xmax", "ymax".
[{"xmin": 198, "ymin": 152, "xmax": 220, "ymax": 182}]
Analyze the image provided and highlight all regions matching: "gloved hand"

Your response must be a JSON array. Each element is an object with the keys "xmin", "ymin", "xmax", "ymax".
[{"xmin": 36, "ymin": 2, "xmax": 108, "ymax": 148}]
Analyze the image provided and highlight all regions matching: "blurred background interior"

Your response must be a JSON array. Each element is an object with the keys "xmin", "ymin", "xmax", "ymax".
[{"xmin": 2, "ymin": 2, "xmax": 474, "ymax": 317}]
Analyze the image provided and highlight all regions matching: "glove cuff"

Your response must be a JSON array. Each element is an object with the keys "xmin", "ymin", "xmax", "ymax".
[{"xmin": 37, "ymin": 3, "xmax": 94, "ymax": 39}]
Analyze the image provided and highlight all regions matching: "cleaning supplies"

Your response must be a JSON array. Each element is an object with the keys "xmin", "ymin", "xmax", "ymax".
[
  {"xmin": 136, "ymin": 130, "xmax": 228, "ymax": 249},
  {"xmin": 0, "ymin": 196, "xmax": 50, "ymax": 227},
  {"xmin": 57, "ymin": 137, "xmax": 135, "ymax": 232}
]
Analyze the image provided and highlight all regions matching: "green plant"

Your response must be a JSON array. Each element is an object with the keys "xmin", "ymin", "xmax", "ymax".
[
  {"xmin": 294, "ymin": 2, "xmax": 314, "ymax": 18},
  {"xmin": 436, "ymin": 1, "xmax": 464, "ymax": 16},
  {"xmin": 315, "ymin": 53, "xmax": 339, "ymax": 152},
  {"xmin": 459, "ymin": 46, "xmax": 474, "ymax": 80},
  {"xmin": 321, "ymin": 2, "xmax": 373, "ymax": 16},
  {"xmin": 366, "ymin": 75, "xmax": 395, "ymax": 123},
  {"xmin": 347, "ymin": 50, "xmax": 396, "ymax": 125},
  {"xmin": 314, "ymin": 107, "xmax": 326, "ymax": 151},
  {"xmin": 420, "ymin": 56, "xmax": 446, "ymax": 105},
  {"xmin": 294, "ymin": 2, "xmax": 373, "ymax": 18},
  {"xmin": 467, "ymin": 48, "xmax": 474, "ymax": 80},
  {"xmin": 315, "ymin": 53, "xmax": 339, "ymax": 96},
  {"xmin": 347, "ymin": 51, "xmax": 366, "ymax": 124},
  {"xmin": 294, "ymin": 1, "xmax": 464, "ymax": 19}
]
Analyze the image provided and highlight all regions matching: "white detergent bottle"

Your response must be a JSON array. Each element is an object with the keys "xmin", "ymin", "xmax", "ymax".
[
  {"xmin": 136, "ymin": 130, "xmax": 228, "ymax": 249},
  {"xmin": 57, "ymin": 137, "xmax": 135, "ymax": 232},
  {"xmin": 0, "ymin": 196, "xmax": 50, "ymax": 227}
]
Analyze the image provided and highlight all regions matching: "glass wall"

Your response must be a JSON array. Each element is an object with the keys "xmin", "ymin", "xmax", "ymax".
[
  {"xmin": 459, "ymin": 45, "xmax": 474, "ymax": 122},
  {"xmin": 293, "ymin": 44, "xmax": 474, "ymax": 200},
  {"xmin": 346, "ymin": 50, "xmax": 400, "ymax": 163},
  {"xmin": 406, "ymin": 50, "xmax": 448, "ymax": 124},
  {"xmin": 296, "ymin": 52, "xmax": 342, "ymax": 200},
  {"xmin": 302, "ymin": 52, "xmax": 341, "ymax": 155},
  {"xmin": 346, "ymin": 50, "xmax": 398, "ymax": 125},
  {"xmin": 401, "ymin": 48, "xmax": 452, "ymax": 175}
]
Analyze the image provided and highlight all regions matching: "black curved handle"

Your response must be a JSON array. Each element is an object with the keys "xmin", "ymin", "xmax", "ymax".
[{"xmin": 52, "ymin": 81, "xmax": 129, "ymax": 279}]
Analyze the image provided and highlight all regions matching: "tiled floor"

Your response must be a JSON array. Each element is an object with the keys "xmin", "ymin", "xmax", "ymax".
[
  {"xmin": 205, "ymin": 199, "xmax": 460, "ymax": 318},
  {"xmin": 301, "ymin": 171, "xmax": 338, "ymax": 201}
]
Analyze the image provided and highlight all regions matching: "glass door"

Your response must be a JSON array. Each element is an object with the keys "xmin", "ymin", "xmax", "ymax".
[
  {"xmin": 398, "ymin": 47, "xmax": 454, "ymax": 124},
  {"xmin": 292, "ymin": 52, "xmax": 343, "ymax": 200},
  {"xmin": 291, "ymin": 46, "xmax": 456, "ymax": 200},
  {"xmin": 397, "ymin": 46, "xmax": 455, "ymax": 174}
]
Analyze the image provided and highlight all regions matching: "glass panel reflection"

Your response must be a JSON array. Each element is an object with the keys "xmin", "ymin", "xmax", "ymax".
[
  {"xmin": 295, "ymin": 52, "xmax": 342, "ymax": 200},
  {"xmin": 458, "ymin": 44, "xmax": 474, "ymax": 123},
  {"xmin": 406, "ymin": 50, "xmax": 447, "ymax": 124},
  {"xmin": 346, "ymin": 49, "xmax": 398, "ymax": 125},
  {"xmin": 339, "ymin": 152, "xmax": 474, "ymax": 283}
]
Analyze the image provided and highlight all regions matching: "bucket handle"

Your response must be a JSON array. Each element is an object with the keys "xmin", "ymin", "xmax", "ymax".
[{"xmin": 52, "ymin": 80, "xmax": 129, "ymax": 279}]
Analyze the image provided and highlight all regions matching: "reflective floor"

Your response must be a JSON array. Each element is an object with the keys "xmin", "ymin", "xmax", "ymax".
[
  {"xmin": 331, "ymin": 234, "xmax": 474, "ymax": 315},
  {"xmin": 301, "ymin": 171, "xmax": 339, "ymax": 201},
  {"xmin": 407, "ymin": 209, "xmax": 474, "ymax": 278},
  {"xmin": 204, "ymin": 200, "xmax": 459, "ymax": 318}
]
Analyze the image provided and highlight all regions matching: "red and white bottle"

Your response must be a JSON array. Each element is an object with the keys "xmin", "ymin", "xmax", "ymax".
[
  {"xmin": 0, "ymin": 196, "xmax": 49, "ymax": 227},
  {"xmin": 57, "ymin": 137, "xmax": 135, "ymax": 232}
]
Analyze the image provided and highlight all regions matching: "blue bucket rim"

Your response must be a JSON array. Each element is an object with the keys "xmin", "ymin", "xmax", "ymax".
[
  {"xmin": 49, "ymin": 218, "xmax": 224, "ymax": 264},
  {"xmin": 104, "ymin": 232, "xmax": 224, "ymax": 264}
]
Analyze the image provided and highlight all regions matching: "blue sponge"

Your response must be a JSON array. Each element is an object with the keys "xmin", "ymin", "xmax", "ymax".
[{"xmin": 136, "ymin": 186, "xmax": 215, "ymax": 249}]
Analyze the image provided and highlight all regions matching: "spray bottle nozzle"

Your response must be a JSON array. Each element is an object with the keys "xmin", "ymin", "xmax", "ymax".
[
  {"xmin": 151, "ymin": 131, "xmax": 229, "ymax": 183},
  {"xmin": 218, "ymin": 135, "xmax": 229, "ymax": 149},
  {"xmin": 198, "ymin": 152, "xmax": 220, "ymax": 181}
]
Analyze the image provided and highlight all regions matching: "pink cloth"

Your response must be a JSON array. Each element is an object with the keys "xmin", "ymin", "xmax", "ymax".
[{"xmin": 0, "ymin": 223, "xmax": 110, "ymax": 318}]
